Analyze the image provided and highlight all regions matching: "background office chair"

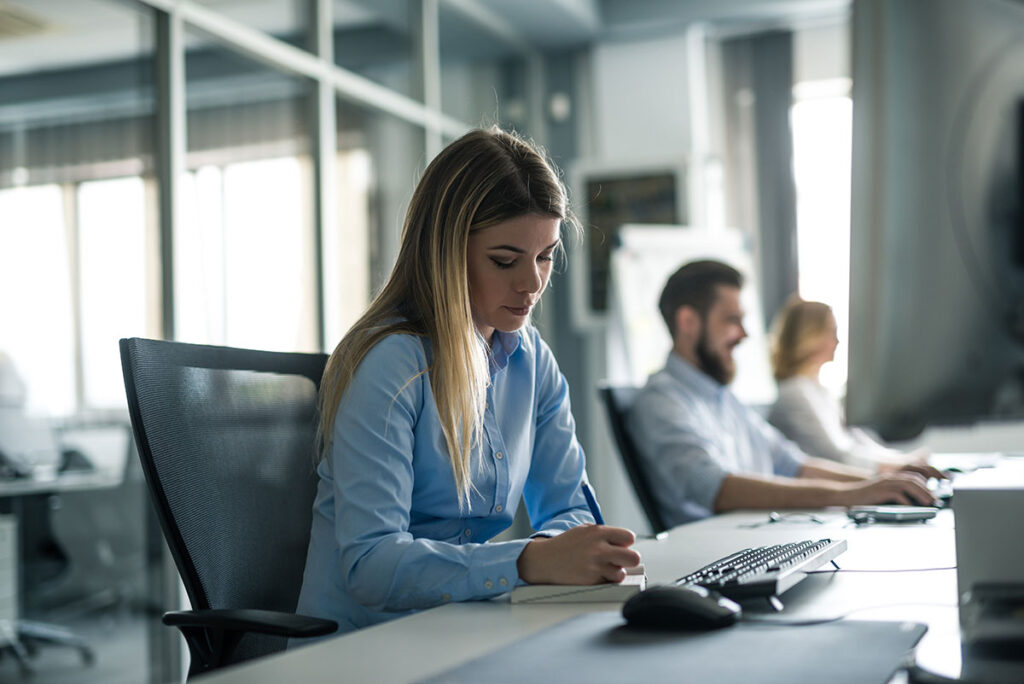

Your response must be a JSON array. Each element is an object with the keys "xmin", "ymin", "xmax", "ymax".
[
  {"xmin": 597, "ymin": 383, "xmax": 669, "ymax": 535},
  {"xmin": 46, "ymin": 423, "xmax": 150, "ymax": 616},
  {"xmin": 119, "ymin": 338, "xmax": 337, "ymax": 677}
]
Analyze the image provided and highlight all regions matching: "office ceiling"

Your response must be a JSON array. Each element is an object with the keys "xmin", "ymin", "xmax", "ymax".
[{"xmin": 0, "ymin": 0, "xmax": 848, "ymax": 78}]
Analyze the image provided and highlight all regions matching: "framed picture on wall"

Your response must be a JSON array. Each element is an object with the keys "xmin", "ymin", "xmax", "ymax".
[{"xmin": 569, "ymin": 158, "xmax": 689, "ymax": 329}]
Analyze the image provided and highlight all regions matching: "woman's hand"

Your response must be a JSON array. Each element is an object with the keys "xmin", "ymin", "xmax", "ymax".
[
  {"xmin": 516, "ymin": 524, "xmax": 641, "ymax": 585},
  {"xmin": 877, "ymin": 449, "xmax": 945, "ymax": 480}
]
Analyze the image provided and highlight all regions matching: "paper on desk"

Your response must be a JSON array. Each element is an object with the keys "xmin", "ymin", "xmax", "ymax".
[{"xmin": 510, "ymin": 565, "xmax": 646, "ymax": 604}]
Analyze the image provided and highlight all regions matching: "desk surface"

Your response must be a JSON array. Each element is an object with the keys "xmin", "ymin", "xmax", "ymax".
[
  {"xmin": 201, "ymin": 508, "xmax": 972, "ymax": 684},
  {"xmin": 0, "ymin": 469, "xmax": 121, "ymax": 498}
]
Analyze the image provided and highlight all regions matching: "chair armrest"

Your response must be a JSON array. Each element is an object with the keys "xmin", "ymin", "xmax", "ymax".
[{"xmin": 163, "ymin": 608, "xmax": 337, "ymax": 638}]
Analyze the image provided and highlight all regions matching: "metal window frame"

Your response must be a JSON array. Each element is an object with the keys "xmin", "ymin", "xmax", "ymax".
[{"xmin": 136, "ymin": 0, "xmax": 540, "ymax": 348}]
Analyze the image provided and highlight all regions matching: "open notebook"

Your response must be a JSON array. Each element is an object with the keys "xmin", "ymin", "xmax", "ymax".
[{"xmin": 509, "ymin": 565, "xmax": 647, "ymax": 603}]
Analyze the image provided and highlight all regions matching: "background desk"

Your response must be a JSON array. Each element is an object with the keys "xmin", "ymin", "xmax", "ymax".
[
  {"xmin": 0, "ymin": 468, "xmax": 124, "ymax": 616},
  {"xmin": 0, "ymin": 469, "xmax": 122, "ymax": 668},
  {"xmin": 199, "ymin": 508, "xmax": 970, "ymax": 683}
]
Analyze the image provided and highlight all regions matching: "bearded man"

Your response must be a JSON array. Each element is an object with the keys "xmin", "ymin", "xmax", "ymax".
[{"xmin": 628, "ymin": 260, "xmax": 941, "ymax": 527}]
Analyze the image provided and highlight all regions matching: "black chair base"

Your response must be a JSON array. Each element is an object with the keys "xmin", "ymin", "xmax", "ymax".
[{"xmin": 0, "ymin": 618, "xmax": 95, "ymax": 675}]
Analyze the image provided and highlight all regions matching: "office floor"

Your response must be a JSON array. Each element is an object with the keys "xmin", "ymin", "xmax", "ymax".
[{"xmin": 0, "ymin": 609, "xmax": 153, "ymax": 683}]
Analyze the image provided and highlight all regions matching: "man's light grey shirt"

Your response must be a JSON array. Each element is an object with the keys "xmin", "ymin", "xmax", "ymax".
[{"xmin": 628, "ymin": 352, "xmax": 806, "ymax": 527}]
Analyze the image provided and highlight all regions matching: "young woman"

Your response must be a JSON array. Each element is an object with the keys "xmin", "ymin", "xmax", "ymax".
[
  {"xmin": 767, "ymin": 296, "xmax": 928, "ymax": 471},
  {"xmin": 295, "ymin": 128, "xmax": 640, "ymax": 636}
]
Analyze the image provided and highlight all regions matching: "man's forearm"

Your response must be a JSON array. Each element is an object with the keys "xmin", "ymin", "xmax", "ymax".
[
  {"xmin": 799, "ymin": 456, "xmax": 871, "ymax": 482},
  {"xmin": 713, "ymin": 473, "xmax": 853, "ymax": 511}
]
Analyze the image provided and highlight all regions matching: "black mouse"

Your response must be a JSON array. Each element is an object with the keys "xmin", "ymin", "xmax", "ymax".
[{"xmin": 622, "ymin": 584, "xmax": 741, "ymax": 630}]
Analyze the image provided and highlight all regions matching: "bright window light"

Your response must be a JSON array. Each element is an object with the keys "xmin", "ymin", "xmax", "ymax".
[
  {"xmin": 78, "ymin": 176, "xmax": 148, "ymax": 408},
  {"xmin": 791, "ymin": 92, "xmax": 852, "ymax": 396},
  {"xmin": 177, "ymin": 157, "xmax": 314, "ymax": 353},
  {"xmin": 0, "ymin": 185, "xmax": 76, "ymax": 415},
  {"xmin": 176, "ymin": 166, "xmax": 227, "ymax": 344},
  {"xmin": 323, "ymin": 149, "xmax": 372, "ymax": 346}
]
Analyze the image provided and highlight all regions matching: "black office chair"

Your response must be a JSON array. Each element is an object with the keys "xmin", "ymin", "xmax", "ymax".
[
  {"xmin": 119, "ymin": 338, "xmax": 337, "ymax": 677},
  {"xmin": 597, "ymin": 383, "xmax": 669, "ymax": 535}
]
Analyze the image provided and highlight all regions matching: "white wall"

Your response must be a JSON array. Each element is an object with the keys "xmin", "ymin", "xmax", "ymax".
[
  {"xmin": 590, "ymin": 33, "xmax": 692, "ymax": 160},
  {"xmin": 793, "ymin": 21, "xmax": 849, "ymax": 85}
]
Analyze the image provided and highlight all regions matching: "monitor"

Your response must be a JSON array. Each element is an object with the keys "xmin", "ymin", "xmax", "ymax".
[{"xmin": 846, "ymin": 0, "xmax": 1024, "ymax": 440}]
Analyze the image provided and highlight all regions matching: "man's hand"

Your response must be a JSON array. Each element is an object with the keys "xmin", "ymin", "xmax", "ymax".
[
  {"xmin": 838, "ymin": 471, "xmax": 936, "ymax": 507},
  {"xmin": 516, "ymin": 525, "xmax": 640, "ymax": 585}
]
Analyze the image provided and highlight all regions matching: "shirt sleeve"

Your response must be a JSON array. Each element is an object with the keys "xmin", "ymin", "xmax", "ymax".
[
  {"xmin": 753, "ymin": 408, "xmax": 807, "ymax": 478},
  {"xmin": 628, "ymin": 381, "xmax": 732, "ymax": 517},
  {"xmin": 329, "ymin": 335, "xmax": 528, "ymax": 613},
  {"xmin": 521, "ymin": 330, "xmax": 593, "ymax": 533}
]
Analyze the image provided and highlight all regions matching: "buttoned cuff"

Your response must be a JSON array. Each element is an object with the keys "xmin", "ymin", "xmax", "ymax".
[{"xmin": 460, "ymin": 539, "xmax": 530, "ymax": 599}]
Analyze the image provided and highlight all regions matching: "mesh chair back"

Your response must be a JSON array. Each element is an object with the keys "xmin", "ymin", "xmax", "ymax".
[
  {"xmin": 120, "ymin": 338, "xmax": 327, "ymax": 661},
  {"xmin": 598, "ymin": 384, "xmax": 669, "ymax": 535}
]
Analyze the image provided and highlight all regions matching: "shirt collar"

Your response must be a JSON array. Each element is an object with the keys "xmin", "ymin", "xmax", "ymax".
[
  {"xmin": 665, "ymin": 351, "xmax": 725, "ymax": 401},
  {"xmin": 487, "ymin": 329, "xmax": 522, "ymax": 374}
]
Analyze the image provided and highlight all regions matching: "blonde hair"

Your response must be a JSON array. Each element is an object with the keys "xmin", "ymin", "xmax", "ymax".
[
  {"xmin": 317, "ymin": 128, "xmax": 574, "ymax": 509},
  {"xmin": 770, "ymin": 296, "xmax": 836, "ymax": 381}
]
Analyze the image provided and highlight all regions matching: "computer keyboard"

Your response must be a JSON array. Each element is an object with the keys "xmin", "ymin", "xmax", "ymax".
[
  {"xmin": 929, "ymin": 477, "xmax": 954, "ymax": 506},
  {"xmin": 675, "ymin": 538, "xmax": 847, "ymax": 601}
]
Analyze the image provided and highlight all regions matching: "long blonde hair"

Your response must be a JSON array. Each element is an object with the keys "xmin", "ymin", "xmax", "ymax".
[
  {"xmin": 318, "ymin": 128, "xmax": 572, "ymax": 508},
  {"xmin": 770, "ymin": 296, "xmax": 835, "ymax": 381}
]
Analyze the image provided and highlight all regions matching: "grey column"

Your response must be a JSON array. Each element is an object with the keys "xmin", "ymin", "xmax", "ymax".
[{"xmin": 751, "ymin": 30, "xmax": 798, "ymax": 326}]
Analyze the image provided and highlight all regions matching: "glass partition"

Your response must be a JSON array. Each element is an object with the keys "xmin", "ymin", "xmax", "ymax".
[
  {"xmin": 176, "ymin": 35, "xmax": 318, "ymax": 353},
  {"xmin": 439, "ymin": 4, "xmax": 530, "ymax": 131},
  {"xmin": 0, "ymin": 3, "xmax": 163, "ymax": 682}
]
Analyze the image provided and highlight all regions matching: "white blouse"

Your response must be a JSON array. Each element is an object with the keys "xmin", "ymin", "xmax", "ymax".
[{"xmin": 768, "ymin": 375, "xmax": 898, "ymax": 470}]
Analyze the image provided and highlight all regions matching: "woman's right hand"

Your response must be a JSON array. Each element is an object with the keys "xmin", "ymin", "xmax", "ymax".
[{"xmin": 516, "ymin": 524, "xmax": 641, "ymax": 586}]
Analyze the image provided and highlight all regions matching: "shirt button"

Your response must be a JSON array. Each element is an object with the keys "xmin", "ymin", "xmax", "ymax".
[
  {"xmin": 442, "ymin": 593, "xmax": 451, "ymax": 601},
  {"xmin": 495, "ymin": 451, "xmax": 503, "ymax": 460},
  {"xmin": 499, "ymin": 578, "xmax": 508, "ymax": 587},
  {"xmin": 464, "ymin": 528, "xmax": 472, "ymax": 537},
  {"xmin": 495, "ymin": 504, "xmax": 503, "ymax": 512},
  {"xmin": 484, "ymin": 580, "xmax": 493, "ymax": 589}
]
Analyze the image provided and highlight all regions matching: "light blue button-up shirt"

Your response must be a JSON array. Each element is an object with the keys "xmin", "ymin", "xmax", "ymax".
[
  {"xmin": 628, "ymin": 352, "xmax": 806, "ymax": 527},
  {"xmin": 294, "ymin": 325, "xmax": 593, "ymax": 636}
]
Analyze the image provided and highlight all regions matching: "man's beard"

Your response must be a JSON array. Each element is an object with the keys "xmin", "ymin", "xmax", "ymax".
[{"xmin": 696, "ymin": 328, "xmax": 735, "ymax": 385}]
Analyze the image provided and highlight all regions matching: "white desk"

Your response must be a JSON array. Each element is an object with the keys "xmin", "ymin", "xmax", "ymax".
[{"xmin": 199, "ymin": 508, "xmax": 983, "ymax": 683}]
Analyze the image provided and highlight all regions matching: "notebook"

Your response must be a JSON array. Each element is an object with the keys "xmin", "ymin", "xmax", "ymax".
[{"xmin": 509, "ymin": 565, "xmax": 646, "ymax": 603}]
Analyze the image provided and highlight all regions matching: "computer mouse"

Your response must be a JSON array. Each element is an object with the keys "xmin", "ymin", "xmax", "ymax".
[{"xmin": 621, "ymin": 584, "xmax": 741, "ymax": 630}]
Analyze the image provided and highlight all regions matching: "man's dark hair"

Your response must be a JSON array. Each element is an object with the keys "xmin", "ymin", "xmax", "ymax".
[{"xmin": 658, "ymin": 260, "xmax": 744, "ymax": 336}]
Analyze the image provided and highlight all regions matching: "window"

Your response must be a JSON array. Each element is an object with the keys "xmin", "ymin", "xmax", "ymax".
[
  {"xmin": 791, "ymin": 82, "xmax": 853, "ymax": 395},
  {"xmin": 0, "ymin": 184, "xmax": 76, "ymax": 415},
  {"xmin": 177, "ymin": 157, "xmax": 316, "ymax": 352},
  {"xmin": 78, "ymin": 176, "xmax": 150, "ymax": 408}
]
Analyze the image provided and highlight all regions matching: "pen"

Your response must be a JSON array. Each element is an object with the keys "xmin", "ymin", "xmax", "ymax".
[{"xmin": 581, "ymin": 482, "xmax": 605, "ymax": 525}]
